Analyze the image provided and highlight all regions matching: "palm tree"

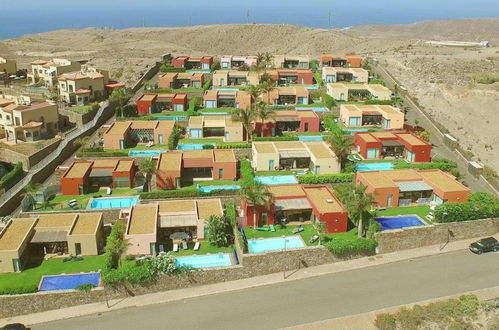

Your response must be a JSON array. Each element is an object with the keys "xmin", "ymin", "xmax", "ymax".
[
  {"xmin": 110, "ymin": 88, "xmax": 132, "ymax": 107},
  {"xmin": 259, "ymin": 81, "xmax": 276, "ymax": 105},
  {"xmin": 240, "ymin": 182, "xmax": 273, "ymax": 229},
  {"xmin": 24, "ymin": 182, "xmax": 40, "ymax": 210},
  {"xmin": 255, "ymin": 102, "xmax": 276, "ymax": 137},
  {"xmin": 233, "ymin": 107, "xmax": 255, "ymax": 142},
  {"xmin": 245, "ymin": 84, "xmax": 261, "ymax": 110},
  {"xmin": 138, "ymin": 158, "xmax": 157, "ymax": 192},
  {"xmin": 336, "ymin": 184, "xmax": 375, "ymax": 237},
  {"xmin": 327, "ymin": 129, "xmax": 353, "ymax": 168},
  {"xmin": 263, "ymin": 52, "xmax": 274, "ymax": 69}
]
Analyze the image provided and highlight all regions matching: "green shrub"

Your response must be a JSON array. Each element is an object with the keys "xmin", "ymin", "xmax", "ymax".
[
  {"xmin": 366, "ymin": 219, "xmax": 382, "ymax": 239},
  {"xmin": 324, "ymin": 237, "xmax": 376, "ymax": 256},
  {"xmin": 393, "ymin": 158, "xmax": 457, "ymax": 172},
  {"xmin": 322, "ymin": 93, "xmax": 336, "ymax": 108},
  {"xmin": 140, "ymin": 188, "xmax": 239, "ymax": 199},
  {"xmin": 434, "ymin": 192, "xmax": 499, "ymax": 223},
  {"xmin": 313, "ymin": 72, "xmax": 323, "ymax": 86},
  {"xmin": 216, "ymin": 142, "xmax": 251, "ymax": 149},
  {"xmin": 206, "ymin": 214, "xmax": 234, "ymax": 247},
  {"xmin": 160, "ymin": 63, "xmax": 186, "ymax": 73},
  {"xmin": 253, "ymin": 135, "xmax": 298, "ymax": 142},
  {"xmin": 374, "ymin": 313, "xmax": 397, "ymax": 330},
  {"xmin": 103, "ymin": 263, "xmax": 154, "ymax": 286},
  {"xmin": 240, "ymin": 159, "xmax": 255, "ymax": 187},
  {"xmin": 363, "ymin": 99, "xmax": 394, "ymax": 105},
  {"xmin": 298, "ymin": 173, "xmax": 354, "ymax": 184},
  {"xmin": 210, "ymin": 61, "xmax": 221, "ymax": 71},
  {"xmin": 188, "ymin": 96, "xmax": 202, "ymax": 112},
  {"xmin": 472, "ymin": 72, "xmax": 499, "ymax": 84},
  {"xmin": 369, "ymin": 79, "xmax": 386, "ymax": 86},
  {"xmin": 75, "ymin": 283, "xmax": 96, "ymax": 292},
  {"xmin": 0, "ymin": 284, "xmax": 38, "ymax": 295},
  {"xmin": 167, "ymin": 126, "xmax": 183, "ymax": 150},
  {"xmin": 202, "ymin": 79, "xmax": 212, "ymax": 91},
  {"xmin": 76, "ymin": 150, "xmax": 129, "ymax": 157},
  {"xmin": 202, "ymin": 144, "xmax": 215, "ymax": 149},
  {"xmin": 0, "ymin": 162, "xmax": 23, "ymax": 188}
]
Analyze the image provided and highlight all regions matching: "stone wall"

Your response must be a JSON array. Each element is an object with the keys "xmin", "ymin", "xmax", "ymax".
[
  {"xmin": 376, "ymin": 218, "xmax": 499, "ymax": 253},
  {"xmin": 0, "ymin": 139, "xmax": 61, "ymax": 171},
  {"xmin": 233, "ymin": 148, "xmax": 251, "ymax": 161},
  {"xmin": 59, "ymin": 106, "xmax": 98, "ymax": 128}
]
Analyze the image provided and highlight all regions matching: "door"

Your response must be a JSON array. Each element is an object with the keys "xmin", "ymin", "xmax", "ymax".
[
  {"xmin": 269, "ymin": 159, "xmax": 275, "ymax": 171},
  {"xmin": 383, "ymin": 119, "xmax": 391, "ymax": 129},
  {"xmin": 304, "ymin": 123, "xmax": 309, "ymax": 132},
  {"xmin": 301, "ymin": 78, "xmax": 305, "ymax": 84},
  {"xmin": 261, "ymin": 213, "xmax": 268, "ymax": 226},
  {"xmin": 158, "ymin": 134, "xmax": 164, "ymax": 144},
  {"xmin": 340, "ymin": 93, "xmax": 345, "ymax": 101},
  {"xmin": 75, "ymin": 243, "xmax": 82, "ymax": 256},
  {"xmin": 387, "ymin": 194, "xmax": 393, "ymax": 208},
  {"xmin": 12, "ymin": 259, "xmax": 20, "ymax": 272},
  {"xmin": 218, "ymin": 168, "xmax": 224, "ymax": 179},
  {"xmin": 119, "ymin": 139, "xmax": 125, "ymax": 149},
  {"xmin": 78, "ymin": 185, "xmax": 84, "ymax": 195},
  {"xmin": 314, "ymin": 165, "xmax": 320, "ymax": 174},
  {"xmin": 150, "ymin": 243, "xmax": 156, "ymax": 256}
]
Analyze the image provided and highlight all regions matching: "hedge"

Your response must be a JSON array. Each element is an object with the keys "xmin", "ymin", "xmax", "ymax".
[
  {"xmin": 434, "ymin": 192, "xmax": 499, "ymax": 223},
  {"xmin": 394, "ymin": 159, "xmax": 457, "ymax": 172},
  {"xmin": 140, "ymin": 188, "xmax": 239, "ymax": 199},
  {"xmin": 216, "ymin": 142, "xmax": 251, "ymax": 149},
  {"xmin": 76, "ymin": 150, "xmax": 129, "ymax": 157},
  {"xmin": 202, "ymin": 79, "xmax": 212, "ymax": 91},
  {"xmin": 0, "ymin": 162, "xmax": 23, "ymax": 188},
  {"xmin": 252, "ymin": 135, "xmax": 298, "ymax": 142},
  {"xmin": 298, "ymin": 173, "xmax": 354, "ymax": 184},
  {"xmin": 0, "ymin": 284, "xmax": 38, "ymax": 295},
  {"xmin": 240, "ymin": 159, "xmax": 255, "ymax": 187},
  {"xmin": 323, "ymin": 237, "xmax": 377, "ymax": 256}
]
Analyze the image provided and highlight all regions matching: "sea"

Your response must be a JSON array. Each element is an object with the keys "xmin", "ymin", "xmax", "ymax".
[{"xmin": 0, "ymin": 0, "xmax": 498, "ymax": 39}]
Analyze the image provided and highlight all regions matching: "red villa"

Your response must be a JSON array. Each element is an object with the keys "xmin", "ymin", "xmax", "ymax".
[
  {"xmin": 268, "ymin": 69, "xmax": 314, "ymax": 86},
  {"xmin": 172, "ymin": 56, "xmax": 213, "ymax": 70},
  {"xmin": 241, "ymin": 185, "xmax": 348, "ymax": 233},
  {"xmin": 354, "ymin": 131, "xmax": 431, "ymax": 162},
  {"xmin": 136, "ymin": 93, "xmax": 188, "ymax": 115},
  {"xmin": 254, "ymin": 110, "xmax": 320, "ymax": 137}
]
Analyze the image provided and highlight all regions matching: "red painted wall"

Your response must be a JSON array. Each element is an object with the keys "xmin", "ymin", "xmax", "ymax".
[{"xmin": 136, "ymin": 99, "xmax": 154, "ymax": 115}]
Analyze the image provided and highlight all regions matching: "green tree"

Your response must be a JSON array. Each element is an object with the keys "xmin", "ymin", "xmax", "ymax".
[
  {"xmin": 255, "ymin": 101, "xmax": 276, "ymax": 137},
  {"xmin": 233, "ymin": 107, "xmax": 256, "ymax": 142},
  {"xmin": 138, "ymin": 158, "xmax": 157, "ymax": 192},
  {"xmin": 24, "ymin": 182, "xmax": 40, "ymax": 210},
  {"xmin": 259, "ymin": 81, "xmax": 276, "ymax": 105},
  {"xmin": 327, "ymin": 129, "xmax": 353, "ymax": 168},
  {"xmin": 206, "ymin": 215, "xmax": 234, "ymax": 247},
  {"xmin": 105, "ymin": 222, "xmax": 128, "ymax": 269},
  {"xmin": 240, "ymin": 182, "xmax": 273, "ymax": 229},
  {"xmin": 110, "ymin": 88, "xmax": 132, "ymax": 107},
  {"xmin": 259, "ymin": 72, "xmax": 272, "ymax": 85},
  {"xmin": 245, "ymin": 84, "xmax": 261, "ymax": 109},
  {"xmin": 335, "ymin": 184, "xmax": 375, "ymax": 237}
]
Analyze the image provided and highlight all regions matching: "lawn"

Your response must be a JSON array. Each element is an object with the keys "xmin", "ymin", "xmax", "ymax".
[
  {"xmin": 38, "ymin": 187, "xmax": 140, "ymax": 211},
  {"xmin": 244, "ymin": 224, "xmax": 319, "ymax": 246},
  {"xmin": 282, "ymin": 131, "xmax": 328, "ymax": 136},
  {"xmin": 0, "ymin": 256, "xmax": 106, "ymax": 293},
  {"xmin": 377, "ymin": 205, "xmax": 431, "ymax": 222},
  {"xmin": 178, "ymin": 138, "xmax": 223, "ymax": 144},
  {"xmin": 179, "ymin": 179, "xmax": 241, "ymax": 189},
  {"xmin": 68, "ymin": 105, "xmax": 94, "ymax": 113}
]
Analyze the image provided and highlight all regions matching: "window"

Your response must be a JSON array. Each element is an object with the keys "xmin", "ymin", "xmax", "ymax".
[
  {"xmin": 304, "ymin": 123, "xmax": 309, "ymax": 132},
  {"xmin": 218, "ymin": 168, "xmax": 224, "ymax": 178},
  {"xmin": 75, "ymin": 243, "xmax": 81, "ymax": 255},
  {"xmin": 348, "ymin": 117, "xmax": 361, "ymax": 126},
  {"xmin": 69, "ymin": 85, "xmax": 74, "ymax": 92}
]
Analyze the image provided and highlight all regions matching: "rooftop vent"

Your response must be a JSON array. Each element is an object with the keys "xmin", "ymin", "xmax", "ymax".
[{"xmin": 326, "ymin": 199, "xmax": 334, "ymax": 203}]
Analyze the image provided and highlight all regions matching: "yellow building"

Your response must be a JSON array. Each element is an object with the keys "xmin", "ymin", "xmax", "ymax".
[
  {"xmin": 27, "ymin": 58, "xmax": 81, "ymax": 88},
  {"xmin": 327, "ymin": 83, "xmax": 392, "ymax": 102},
  {"xmin": 339, "ymin": 104, "xmax": 405, "ymax": 129},
  {"xmin": 58, "ymin": 65, "xmax": 109, "ymax": 105},
  {"xmin": 187, "ymin": 115, "xmax": 244, "ymax": 142},
  {"xmin": 212, "ymin": 70, "xmax": 260, "ymax": 87}
]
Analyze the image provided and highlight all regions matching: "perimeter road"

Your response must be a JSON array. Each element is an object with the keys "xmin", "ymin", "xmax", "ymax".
[{"xmin": 34, "ymin": 250, "xmax": 499, "ymax": 330}]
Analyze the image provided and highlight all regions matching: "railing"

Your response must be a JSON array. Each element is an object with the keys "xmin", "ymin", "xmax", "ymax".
[
  {"xmin": 399, "ymin": 199, "xmax": 412, "ymax": 207},
  {"xmin": 0, "ymin": 100, "xmax": 111, "ymax": 210},
  {"xmin": 417, "ymin": 198, "xmax": 432, "ymax": 205}
]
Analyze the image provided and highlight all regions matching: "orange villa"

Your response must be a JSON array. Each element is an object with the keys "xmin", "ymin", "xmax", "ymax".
[
  {"xmin": 260, "ymin": 86, "xmax": 310, "ymax": 105},
  {"xmin": 158, "ymin": 72, "xmax": 205, "ymax": 89},
  {"xmin": 103, "ymin": 120, "xmax": 176, "ymax": 150},
  {"xmin": 203, "ymin": 90, "xmax": 252, "ymax": 109},
  {"xmin": 319, "ymin": 54, "xmax": 362, "ymax": 68}
]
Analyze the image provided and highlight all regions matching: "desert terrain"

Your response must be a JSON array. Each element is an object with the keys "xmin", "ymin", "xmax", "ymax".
[{"xmin": 0, "ymin": 18, "xmax": 498, "ymax": 171}]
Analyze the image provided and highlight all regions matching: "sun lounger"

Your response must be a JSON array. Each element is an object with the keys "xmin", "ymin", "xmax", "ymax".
[
  {"xmin": 425, "ymin": 214, "xmax": 434, "ymax": 221},
  {"xmin": 182, "ymin": 241, "xmax": 188, "ymax": 250},
  {"xmin": 107, "ymin": 187, "xmax": 112, "ymax": 195},
  {"xmin": 292, "ymin": 226, "xmax": 305, "ymax": 234},
  {"xmin": 269, "ymin": 225, "xmax": 276, "ymax": 232},
  {"xmin": 146, "ymin": 141, "xmax": 154, "ymax": 147},
  {"xmin": 173, "ymin": 243, "xmax": 179, "ymax": 252},
  {"xmin": 309, "ymin": 235, "xmax": 319, "ymax": 243},
  {"xmin": 194, "ymin": 242, "xmax": 200, "ymax": 251},
  {"xmin": 256, "ymin": 227, "xmax": 270, "ymax": 231}
]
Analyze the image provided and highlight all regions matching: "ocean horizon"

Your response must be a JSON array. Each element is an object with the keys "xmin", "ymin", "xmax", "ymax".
[{"xmin": 1, "ymin": 0, "xmax": 499, "ymax": 40}]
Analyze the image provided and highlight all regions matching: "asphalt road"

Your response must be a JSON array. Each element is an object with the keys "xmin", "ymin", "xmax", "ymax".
[{"xmin": 35, "ymin": 250, "xmax": 499, "ymax": 330}]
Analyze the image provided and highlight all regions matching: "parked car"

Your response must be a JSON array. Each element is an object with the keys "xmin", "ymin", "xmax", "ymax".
[
  {"xmin": 469, "ymin": 237, "xmax": 499, "ymax": 254},
  {"xmin": 1, "ymin": 324, "xmax": 29, "ymax": 330}
]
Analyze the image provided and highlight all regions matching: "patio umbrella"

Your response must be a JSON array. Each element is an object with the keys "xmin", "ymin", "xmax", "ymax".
[{"xmin": 169, "ymin": 232, "xmax": 190, "ymax": 241}]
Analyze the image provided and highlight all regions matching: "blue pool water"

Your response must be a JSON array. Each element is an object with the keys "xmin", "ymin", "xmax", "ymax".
[
  {"xmin": 177, "ymin": 143, "xmax": 215, "ymax": 150},
  {"xmin": 248, "ymin": 236, "xmax": 306, "ymax": 254},
  {"xmin": 176, "ymin": 254, "xmax": 232, "ymax": 269},
  {"xmin": 128, "ymin": 150, "xmax": 166, "ymax": 157},
  {"xmin": 356, "ymin": 162, "xmax": 394, "ymax": 172},
  {"xmin": 39, "ymin": 273, "xmax": 100, "ymax": 291},
  {"xmin": 197, "ymin": 185, "xmax": 241, "ymax": 193},
  {"xmin": 304, "ymin": 85, "xmax": 319, "ymax": 90},
  {"xmin": 87, "ymin": 196, "xmax": 139, "ymax": 209},
  {"xmin": 186, "ymin": 69, "xmax": 211, "ymax": 74},
  {"xmin": 295, "ymin": 107, "xmax": 329, "ymax": 112},
  {"xmin": 375, "ymin": 215, "xmax": 426, "ymax": 231},
  {"xmin": 155, "ymin": 116, "xmax": 188, "ymax": 121},
  {"xmin": 215, "ymin": 87, "xmax": 240, "ymax": 91},
  {"xmin": 255, "ymin": 175, "xmax": 297, "ymax": 185},
  {"xmin": 298, "ymin": 135, "xmax": 324, "ymax": 141},
  {"xmin": 344, "ymin": 128, "xmax": 369, "ymax": 135},
  {"xmin": 199, "ymin": 111, "xmax": 229, "ymax": 115}
]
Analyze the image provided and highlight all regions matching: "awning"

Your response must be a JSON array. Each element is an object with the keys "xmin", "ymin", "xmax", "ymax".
[
  {"xmin": 160, "ymin": 215, "xmax": 198, "ymax": 228},
  {"xmin": 204, "ymin": 120, "xmax": 225, "ymax": 128},
  {"xmin": 89, "ymin": 169, "xmax": 113, "ymax": 177},
  {"xmin": 275, "ymin": 116, "xmax": 299, "ymax": 122},
  {"xmin": 397, "ymin": 181, "xmax": 433, "ymax": 192},
  {"xmin": 31, "ymin": 230, "xmax": 68, "ymax": 243},
  {"xmin": 382, "ymin": 140, "xmax": 403, "ymax": 147},
  {"xmin": 274, "ymin": 198, "xmax": 312, "ymax": 211},
  {"xmin": 279, "ymin": 150, "xmax": 310, "ymax": 158}
]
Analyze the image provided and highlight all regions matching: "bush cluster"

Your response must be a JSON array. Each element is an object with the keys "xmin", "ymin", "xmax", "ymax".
[
  {"xmin": 298, "ymin": 173, "xmax": 354, "ymax": 184},
  {"xmin": 434, "ymin": 192, "xmax": 499, "ymax": 223},
  {"xmin": 0, "ymin": 285, "xmax": 38, "ymax": 295},
  {"xmin": 0, "ymin": 162, "xmax": 23, "ymax": 188},
  {"xmin": 202, "ymin": 79, "xmax": 212, "ymax": 91},
  {"xmin": 216, "ymin": 142, "xmax": 251, "ymax": 149},
  {"xmin": 323, "ymin": 237, "xmax": 377, "ymax": 256},
  {"xmin": 167, "ymin": 126, "xmax": 183, "ymax": 150},
  {"xmin": 394, "ymin": 158, "xmax": 457, "ymax": 172},
  {"xmin": 160, "ymin": 63, "xmax": 186, "ymax": 73},
  {"xmin": 240, "ymin": 159, "xmax": 255, "ymax": 187},
  {"xmin": 140, "ymin": 188, "xmax": 239, "ymax": 199}
]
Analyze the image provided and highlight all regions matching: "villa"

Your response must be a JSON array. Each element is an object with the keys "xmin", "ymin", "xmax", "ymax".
[
  {"xmin": 220, "ymin": 55, "xmax": 258, "ymax": 69},
  {"xmin": 354, "ymin": 131, "xmax": 431, "ymax": 162},
  {"xmin": 158, "ymin": 72, "xmax": 205, "ymax": 89},
  {"xmin": 0, "ymin": 57, "xmax": 17, "ymax": 80},
  {"xmin": 171, "ymin": 56, "xmax": 213, "ymax": 70},
  {"xmin": 103, "ymin": 120, "xmax": 175, "ymax": 150},
  {"xmin": 254, "ymin": 110, "xmax": 320, "ymax": 137},
  {"xmin": 0, "ymin": 95, "xmax": 59, "ymax": 143},
  {"xmin": 319, "ymin": 54, "xmax": 362, "ymax": 68},
  {"xmin": 356, "ymin": 169, "xmax": 471, "ymax": 208},
  {"xmin": 273, "ymin": 55, "xmax": 310, "ymax": 69},
  {"xmin": 251, "ymin": 141, "xmax": 340, "ymax": 174},
  {"xmin": 203, "ymin": 90, "xmax": 252, "ymax": 109},
  {"xmin": 212, "ymin": 70, "xmax": 259, "ymax": 87},
  {"xmin": 268, "ymin": 69, "xmax": 314, "ymax": 86},
  {"xmin": 125, "ymin": 199, "xmax": 223, "ymax": 255},
  {"xmin": 27, "ymin": 58, "xmax": 82, "ymax": 88},
  {"xmin": 260, "ymin": 86, "xmax": 310, "ymax": 105},
  {"xmin": 0, "ymin": 213, "xmax": 104, "ymax": 273},
  {"xmin": 322, "ymin": 67, "xmax": 369, "ymax": 83},
  {"xmin": 58, "ymin": 65, "xmax": 110, "ymax": 105},
  {"xmin": 60, "ymin": 159, "xmax": 136, "ymax": 195},
  {"xmin": 187, "ymin": 115, "xmax": 244, "ymax": 142},
  {"xmin": 135, "ymin": 93, "xmax": 188, "ymax": 115},
  {"xmin": 327, "ymin": 83, "xmax": 392, "ymax": 102},
  {"xmin": 156, "ymin": 149, "xmax": 237, "ymax": 189},
  {"xmin": 241, "ymin": 185, "xmax": 348, "ymax": 233},
  {"xmin": 339, "ymin": 104, "xmax": 405, "ymax": 129}
]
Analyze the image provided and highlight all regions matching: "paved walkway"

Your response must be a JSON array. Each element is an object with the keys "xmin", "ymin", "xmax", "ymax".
[{"xmin": 2, "ymin": 234, "xmax": 496, "ymax": 327}]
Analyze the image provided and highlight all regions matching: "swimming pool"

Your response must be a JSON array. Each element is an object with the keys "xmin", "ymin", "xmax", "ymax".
[
  {"xmin": 295, "ymin": 107, "xmax": 329, "ymax": 112},
  {"xmin": 356, "ymin": 162, "xmax": 394, "ymax": 172},
  {"xmin": 186, "ymin": 69, "xmax": 211, "ymax": 74},
  {"xmin": 197, "ymin": 184, "xmax": 241, "ymax": 193},
  {"xmin": 255, "ymin": 175, "xmax": 297, "ymax": 185},
  {"xmin": 215, "ymin": 87, "xmax": 240, "ymax": 91},
  {"xmin": 39, "ymin": 272, "xmax": 100, "ymax": 291},
  {"xmin": 87, "ymin": 196, "xmax": 139, "ymax": 209},
  {"xmin": 344, "ymin": 128, "xmax": 369, "ymax": 135},
  {"xmin": 177, "ymin": 143, "xmax": 215, "ymax": 150},
  {"xmin": 128, "ymin": 150, "xmax": 166, "ymax": 157},
  {"xmin": 298, "ymin": 135, "xmax": 324, "ymax": 142},
  {"xmin": 375, "ymin": 215, "xmax": 426, "ymax": 231},
  {"xmin": 175, "ymin": 254, "xmax": 233, "ymax": 269},
  {"xmin": 155, "ymin": 116, "xmax": 188, "ymax": 121},
  {"xmin": 199, "ymin": 112, "xmax": 229, "ymax": 115},
  {"xmin": 248, "ymin": 236, "xmax": 306, "ymax": 254}
]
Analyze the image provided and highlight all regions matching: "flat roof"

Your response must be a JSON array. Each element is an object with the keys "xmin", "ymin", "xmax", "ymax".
[
  {"xmin": 305, "ymin": 142, "xmax": 335, "ymax": 159},
  {"xmin": 383, "ymin": 169, "xmax": 422, "ymax": 182},
  {"xmin": 341, "ymin": 104, "xmax": 402, "ymax": 115},
  {"xmin": 70, "ymin": 214, "xmax": 101, "ymax": 235},
  {"xmin": 158, "ymin": 200, "xmax": 196, "ymax": 213},
  {"xmin": 128, "ymin": 204, "xmax": 157, "ymax": 235},
  {"xmin": 397, "ymin": 133, "xmax": 428, "ymax": 146},
  {"xmin": 357, "ymin": 171, "xmax": 398, "ymax": 189},
  {"xmin": 418, "ymin": 170, "xmax": 469, "ymax": 193},
  {"xmin": 115, "ymin": 159, "xmax": 134, "ymax": 172},
  {"xmin": 268, "ymin": 185, "xmax": 306, "ymax": 198},
  {"xmin": 0, "ymin": 218, "xmax": 36, "ymax": 251},
  {"xmin": 157, "ymin": 152, "xmax": 182, "ymax": 172},
  {"xmin": 357, "ymin": 133, "xmax": 379, "ymax": 143},
  {"xmin": 182, "ymin": 150, "xmax": 213, "ymax": 159},
  {"xmin": 64, "ymin": 162, "xmax": 92, "ymax": 179},
  {"xmin": 92, "ymin": 159, "xmax": 120, "ymax": 168},
  {"xmin": 214, "ymin": 149, "xmax": 236, "ymax": 163},
  {"xmin": 138, "ymin": 94, "xmax": 157, "ymax": 102},
  {"xmin": 197, "ymin": 199, "xmax": 223, "ymax": 219},
  {"xmin": 304, "ymin": 187, "xmax": 344, "ymax": 214},
  {"xmin": 36, "ymin": 214, "xmax": 76, "ymax": 228},
  {"xmin": 254, "ymin": 142, "xmax": 277, "ymax": 154},
  {"xmin": 371, "ymin": 132, "xmax": 397, "ymax": 139},
  {"xmin": 105, "ymin": 121, "xmax": 131, "ymax": 136}
]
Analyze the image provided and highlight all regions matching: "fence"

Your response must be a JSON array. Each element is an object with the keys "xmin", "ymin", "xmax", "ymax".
[{"xmin": 0, "ymin": 100, "xmax": 114, "ymax": 215}]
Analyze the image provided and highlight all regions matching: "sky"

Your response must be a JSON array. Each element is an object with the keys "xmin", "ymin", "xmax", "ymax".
[{"xmin": 1, "ymin": 0, "xmax": 498, "ymax": 39}]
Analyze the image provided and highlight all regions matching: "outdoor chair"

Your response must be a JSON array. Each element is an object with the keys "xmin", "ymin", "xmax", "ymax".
[
  {"xmin": 309, "ymin": 235, "xmax": 319, "ymax": 243},
  {"xmin": 173, "ymin": 243, "xmax": 179, "ymax": 252},
  {"xmin": 194, "ymin": 242, "xmax": 200, "ymax": 251}
]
